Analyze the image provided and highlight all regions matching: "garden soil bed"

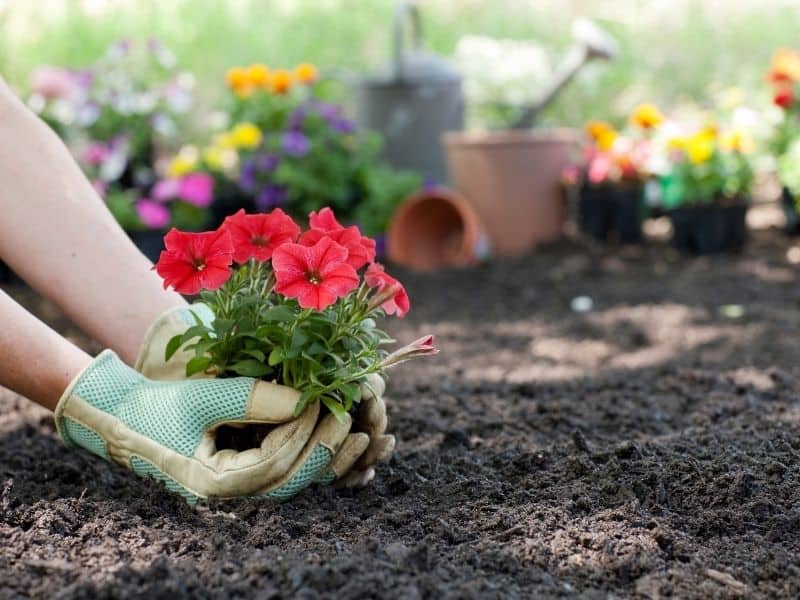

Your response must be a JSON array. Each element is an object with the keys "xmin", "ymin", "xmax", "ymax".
[{"xmin": 4, "ymin": 226, "xmax": 800, "ymax": 598}]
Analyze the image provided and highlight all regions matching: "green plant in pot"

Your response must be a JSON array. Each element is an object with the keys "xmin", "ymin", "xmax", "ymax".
[
  {"xmin": 205, "ymin": 62, "xmax": 420, "ymax": 243},
  {"xmin": 28, "ymin": 39, "xmax": 201, "ymax": 257},
  {"xmin": 660, "ymin": 125, "xmax": 754, "ymax": 254}
]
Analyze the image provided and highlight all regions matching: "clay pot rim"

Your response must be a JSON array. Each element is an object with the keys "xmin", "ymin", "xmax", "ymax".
[{"xmin": 442, "ymin": 128, "xmax": 579, "ymax": 148}]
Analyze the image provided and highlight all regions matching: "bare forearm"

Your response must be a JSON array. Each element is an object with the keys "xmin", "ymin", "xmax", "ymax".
[
  {"xmin": 0, "ymin": 78, "xmax": 186, "ymax": 363},
  {"xmin": 0, "ymin": 289, "xmax": 90, "ymax": 411}
]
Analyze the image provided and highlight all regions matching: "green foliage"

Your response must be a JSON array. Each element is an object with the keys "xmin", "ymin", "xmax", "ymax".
[
  {"xmin": 167, "ymin": 262, "xmax": 392, "ymax": 420},
  {"xmin": 662, "ymin": 148, "xmax": 754, "ymax": 208}
]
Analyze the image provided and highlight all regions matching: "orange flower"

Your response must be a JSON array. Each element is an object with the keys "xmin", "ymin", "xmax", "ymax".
[
  {"xmin": 585, "ymin": 120, "xmax": 614, "ymax": 140},
  {"xmin": 294, "ymin": 62, "xmax": 319, "ymax": 85},
  {"xmin": 225, "ymin": 66, "xmax": 253, "ymax": 98},
  {"xmin": 246, "ymin": 63, "xmax": 270, "ymax": 88},
  {"xmin": 269, "ymin": 69, "xmax": 293, "ymax": 94},
  {"xmin": 769, "ymin": 49, "xmax": 800, "ymax": 84}
]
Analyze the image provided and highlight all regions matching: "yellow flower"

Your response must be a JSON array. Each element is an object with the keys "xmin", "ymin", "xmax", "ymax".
[
  {"xmin": 700, "ymin": 122, "xmax": 718, "ymax": 140},
  {"xmin": 720, "ymin": 129, "xmax": 754, "ymax": 154},
  {"xmin": 294, "ymin": 62, "xmax": 318, "ymax": 85},
  {"xmin": 225, "ymin": 66, "xmax": 253, "ymax": 97},
  {"xmin": 630, "ymin": 103, "xmax": 664, "ymax": 129},
  {"xmin": 214, "ymin": 132, "xmax": 237, "ymax": 150},
  {"xmin": 230, "ymin": 122, "xmax": 262, "ymax": 149},
  {"xmin": 269, "ymin": 69, "xmax": 293, "ymax": 94},
  {"xmin": 666, "ymin": 136, "xmax": 686, "ymax": 151},
  {"xmin": 203, "ymin": 146, "xmax": 238, "ymax": 171},
  {"xmin": 595, "ymin": 128, "xmax": 619, "ymax": 152},
  {"xmin": 167, "ymin": 146, "xmax": 198, "ymax": 177},
  {"xmin": 686, "ymin": 131, "xmax": 715, "ymax": 165},
  {"xmin": 246, "ymin": 63, "xmax": 270, "ymax": 88},
  {"xmin": 585, "ymin": 120, "xmax": 614, "ymax": 140}
]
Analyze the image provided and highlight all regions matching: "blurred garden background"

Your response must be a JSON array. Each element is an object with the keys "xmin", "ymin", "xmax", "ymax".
[{"xmin": 2, "ymin": 0, "xmax": 799, "ymax": 127}]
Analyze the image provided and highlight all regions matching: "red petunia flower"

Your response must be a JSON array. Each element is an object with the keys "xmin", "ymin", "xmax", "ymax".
[
  {"xmin": 154, "ymin": 228, "xmax": 234, "ymax": 295},
  {"xmin": 301, "ymin": 207, "xmax": 376, "ymax": 269},
  {"xmin": 774, "ymin": 87, "xmax": 794, "ymax": 109},
  {"xmin": 272, "ymin": 236, "xmax": 360, "ymax": 311},
  {"xmin": 365, "ymin": 262, "xmax": 410, "ymax": 318},
  {"xmin": 222, "ymin": 208, "xmax": 301, "ymax": 263}
]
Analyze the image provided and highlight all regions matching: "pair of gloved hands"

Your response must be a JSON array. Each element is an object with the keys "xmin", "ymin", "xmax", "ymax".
[{"xmin": 54, "ymin": 304, "xmax": 395, "ymax": 504}]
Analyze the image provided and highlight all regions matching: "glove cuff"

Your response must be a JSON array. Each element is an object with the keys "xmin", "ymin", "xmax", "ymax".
[
  {"xmin": 55, "ymin": 349, "xmax": 141, "ymax": 447},
  {"xmin": 134, "ymin": 303, "xmax": 214, "ymax": 379}
]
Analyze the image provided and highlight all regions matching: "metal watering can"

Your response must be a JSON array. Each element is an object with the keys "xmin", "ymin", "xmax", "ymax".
[
  {"xmin": 354, "ymin": 3, "xmax": 617, "ymax": 186},
  {"xmin": 354, "ymin": 1, "xmax": 464, "ymax": 185}
]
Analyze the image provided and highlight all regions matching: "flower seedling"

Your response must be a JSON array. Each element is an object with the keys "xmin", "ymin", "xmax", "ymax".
[{"xmin": 155, "ymin": 206, "xmax": 437, "ymax": 421}]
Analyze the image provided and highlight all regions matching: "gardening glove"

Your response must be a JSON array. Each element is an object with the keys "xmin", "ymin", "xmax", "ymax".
[
  {"xmin": 136, "ymin": 304, "xmax": 396, "ymax": 488},
  {"xmin": 55, "ymin": 349, "xmax": 350, "ymax": 504}
]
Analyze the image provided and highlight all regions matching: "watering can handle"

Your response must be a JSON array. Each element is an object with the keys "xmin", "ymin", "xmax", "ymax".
[{"xmin": 392, "ymin": 1, "xmax": 423, "ymax": 81}]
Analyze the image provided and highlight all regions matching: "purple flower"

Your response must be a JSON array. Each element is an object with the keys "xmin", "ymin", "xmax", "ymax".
[
  {"xmin": 256, "ymin": 153, "xmax": 279, "ymax": 172},
  {"xmin": 239, "ymin": 160, "xmax": 258, "ymax": 193},
  {"xmin": 316, "ymin": 102, "xmax": 340, "ymax": 121},
  {"xmin": 281, "ymin": 131, "xmax": 311, "ymax": 157},
  {"xmin": 331, "ymin": 117, "xmax": 355, "ymax": 134},
  {"xmin": 136, "ymin": 199, "xmax": 170, "ymax": 229},
  {"xmin": 256, "ymin": 185, "xmax": 287, "ymax": 211},
  {"xmin": 288, "ymin": 107, "xmax": 309, "ymax": 130}
]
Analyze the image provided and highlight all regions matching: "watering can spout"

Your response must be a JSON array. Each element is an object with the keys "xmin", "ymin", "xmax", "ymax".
[{"xmin": 512, "ymin": 19, "xmax": 618, "ymax": 129}]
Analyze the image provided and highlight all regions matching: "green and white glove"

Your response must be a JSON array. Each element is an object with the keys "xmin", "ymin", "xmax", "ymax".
[
  {"xmin": 136, "ymin": 304, "xmax": 396, "ymax": 488},
  {"xmin": 55, "ymin": 349, "xmax": 350, "ymax": 504}
]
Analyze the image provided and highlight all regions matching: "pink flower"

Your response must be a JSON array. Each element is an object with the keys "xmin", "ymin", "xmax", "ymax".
[
  {"xmin": 588, "ymin": 153, "xmax": 612, "ymax": 185},
  {"xmin": 151, "ymin": 178, "xmax": 181, "ymax": 202},
  {"xmin": 178, "ymin": 173, "xmax": 214, "ymax": 208},
  {"xmin": 300, "ymin": 207, "xmax": 376, "ymax": 269},
  {"xmin": 136, "ymin": 199, "xmax": 171, "ymax": 229},
  {"xmin": 365, "ymin": 263, "xmax": 410, "ymax": 318},
  {"xmin": 222, "ymin": 208, "xmax": 301, "ymax": 263},
  {"xmin": 272, "ymin": 236, "xmax": 360, "ymax": 311},
  {"xmin": 380, "ymin": 335, "xmax": 438, "ymax": 368},
  {"xmin": 83, "ymin": 142, "xmax": 110, "ymax": 166},
  {"xmin": 30, "ymin": 66, "xmax": 74, "ymax": 100}
]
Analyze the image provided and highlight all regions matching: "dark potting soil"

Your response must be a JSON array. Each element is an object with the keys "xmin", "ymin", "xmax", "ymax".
[{"xmin": 4, "ymin": 228, "xmax": 800, "ymax": 598}]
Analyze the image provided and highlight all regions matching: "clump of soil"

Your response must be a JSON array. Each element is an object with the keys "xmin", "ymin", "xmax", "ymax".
[{"xmin": 3, "ymin": 229, "xmax": 800, "ymax": 598}]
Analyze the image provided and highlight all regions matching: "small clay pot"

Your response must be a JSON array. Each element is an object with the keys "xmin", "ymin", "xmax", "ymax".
[
  {"xmin": 668, "ymin": 200, "xmax": 748, "ymax": 254},
  {"xmin": 387, "ymin": 186, "xmax": 482, "ymax": 271}
]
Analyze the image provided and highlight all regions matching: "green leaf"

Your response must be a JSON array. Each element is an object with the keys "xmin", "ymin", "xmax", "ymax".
[
  {"xmin": 213, "ymin": 318, "xmax": 235, "ymax": 336},
  {"xmin": 262, "ymin": 305, "xmax": 295, "ymax": 322},
  {"xmin": 228, "ymin": 360, "xmax": 272, "ymax": 377},
  {"xmin": 180, "ymin": 324, "xmax": 210, "ymax": 345},
  {"xmin": 242, "ymin": 349, "xmax": 266, "ymax": 362},
  {"xmin": 268, "ymin": 348, "xmax": 284, "ymax": 366},
  {"xmin": 165, "ymin": 334, "xmax": 184, "ymax": 362},
  {"xmin": 186, "ymin": 356, "xmax": 212, "ymax": 377},
  {"xmin": 294, "ymin": 388, "xmax": 317, "ymax": 416},
  {"xmin": 321, "ymin": 396, "xmax": 348, "ymax": 424},
  {"xmin": 340, "ymin": 382, "xmax": 361, "ymax": 406}
]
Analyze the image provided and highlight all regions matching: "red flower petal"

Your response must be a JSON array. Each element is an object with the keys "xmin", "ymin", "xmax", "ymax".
[
  {"xmin": 154, "ymin": 228, "xmax": 233, "ymax": 294},
  {"xmin": 308, "ymin": 206, "xmax": 343, "ymax": 232},
  {"xmin": 222, "ymin": 208, "xmax": 300, "ymax": 263}
]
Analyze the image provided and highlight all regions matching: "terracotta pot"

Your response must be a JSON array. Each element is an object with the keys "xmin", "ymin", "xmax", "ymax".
[
  {"xmin": 443, "ymin": 129, "xmax": 578, "ymax": 256},
  {"xmin": 387, "ymin": 186, "xmax": 482, "ymax": 271}
]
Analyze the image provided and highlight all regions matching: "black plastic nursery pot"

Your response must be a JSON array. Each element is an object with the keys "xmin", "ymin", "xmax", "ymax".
[
  {"xmin": 781, "ymin": 187, "xmax": 800, "ymax": 235},
  {"xmin": 209, "ymin": 187, "xmax": 254, "ymax": 229},
  {"xmin": 667, "ymin": 201, "xmax": 748, "ymax": 255},
  {"xmin": 129, "ymin": 230, "xmax": 167, "ymax": 263},
  {"xmin": 577, "ymin": 184, "xmax": 645, "ymax": 244}
]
